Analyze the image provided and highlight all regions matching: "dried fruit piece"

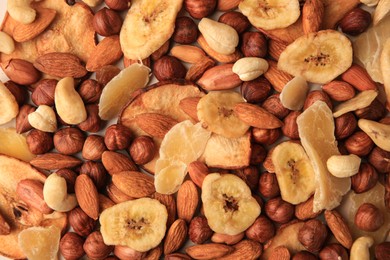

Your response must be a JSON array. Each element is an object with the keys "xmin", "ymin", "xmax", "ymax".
[
  {"xmin": 358, "ymin": 119, "xmax": 390, "ymax": 152},
  {"xmin": 201, "ymin": 173, "xmax": 261, "ymax": 235},
  {"xmin": 100, "ymin": 198, "xmax": 167, "ymax": 252},
  {"xmin": 0, "ymin": 81, "xmax": 19, "ymax": 125},
  {"xmin": 279, "ymin": 76, "xmax": 309, "ymax": 111},
  {"xmin": 333, "ymin": 90, "xmax": 377, "ymax": 118},
  {"xmin": 0, "ymin": 128, "xmax": 35, "ymax": 162},
  {"xmin": 99, "ymin": 63, "xmax": 150, "ymax": 120},
  {"xmin": 373, "ymin": 0, "xmax": 390, "ymax": 25},
  {"xmin": 297, "ymin": 101, "xmax": 351, "ymax": 212},
  {"xmin": 278, "ymin": 30, "xmax": 353, "ymax": 84},
  {"xmin": 272, "ymin": 142, "xmax": 315, "ymax": 205},
  {"xmin": 380, "ymin": 39, "xmax": 390, "ymax": 105}
]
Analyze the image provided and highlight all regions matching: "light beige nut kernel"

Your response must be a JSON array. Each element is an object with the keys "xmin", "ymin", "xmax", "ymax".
[
  {"xmin": 28, "ymin": 105, "xmax": 57, "ymax": 132},
  {"xmin": 43, "ymin": 173, "xmax": 78, "ymax": 212},
  {"xmin": 232, "ymin": 57, "xmax": 269, "ymax": 81},
  {"xmin": 350, "ymin": 236, "xmax": 374, "ymax": 260},
  {"xmin": 327, "ymin": 154, "xmax": 361, "ymax": 178},
  {"xmin": 0, "ymin": 81, "xmax": 19, "ymax": 125},
  {"xmin": 0, "ymin": 31, "xmax": 15, "ymax": 54},
  {"xmin": 7, "ymin": 0, "xmax": 39, "ymax": 24},
  {"xmin": 170, "ymin": 45, "xmax": 206, "ymax": 64}
]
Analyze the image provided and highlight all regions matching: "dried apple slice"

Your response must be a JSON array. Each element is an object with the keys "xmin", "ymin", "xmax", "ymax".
[
  {"xmin": 0, "ymin": 155, "xmax": 67, "ymax": 259},
  {"xmin": 0, "ymin": 128, "xmax": 35, "ymax": 162}
]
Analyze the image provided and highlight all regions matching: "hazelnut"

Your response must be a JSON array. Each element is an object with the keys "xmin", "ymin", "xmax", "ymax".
[
  {"xmin": 80, "ymin": 161, "xmax": 107, "ymax": 189},
  {"xmin": 334, "ymin": 112, "xmax": 357, "ymax": 140},
  {"xmin": 344, "ymin": 131, "xmax": 374, "ymax": 156},
  {"xmin": 303, "ymin": 90, "xmax": 332, "ymax": 110},
  {"xmin": 292, "ymin": 251, "xmax": 317, "ymax": 260},
  {"xmin": 26, "ymin": 129, "xmax": 54, "ymax": 155},
  {"xmin": 96, "ymin": 65, "xmax": 120, "ymax": 86},
  {"xmin": 235, "ymin": 166, "xmax": 259, "ymax": 190},
  {"xmin": 351, "ymin": 163, "xmax": 378, "ymax": 193},
  {"xmin": 282, "ymin": 111, "xmax": 301, "ymax": 139},
  {"xmin": 188, "ymin": 216, "xmax": 213, "ymax": 244},
  {"xmin": 114, "ymin": 245, "xmax": 146, "ymax": 260},
  {"xmin": 173, "ymin": 16, "xmax": 198, "ymax": 44},
  {"xmin": 82, "ymin": 135, "xmax": 107, "ymax": 161},
  {"xmin": 184, "ymin": 0, "xmax": 217, "ymax": 19},
  {"xmin": 211, "ymin": 232, "xmax": 244, "ymax": 245},
  {"xmin": 3, "ymin": 59, "xmax": 41, "ymax": 85},
  {"xmin": 31, "ymin": 79, "xmax": 57, "ymax": 106},
  {"xmin": 60, "ymin": 232, "xmax": 85, "ymax": 260},
  {"xmin": 188, "ymin": 161, "xmax": 209, "ymax": 188},
  {"xmin": 269, "ymin": 246, "xmax": 290, "ymax": 260},
  {"xmin": 252, "ymin": 128, "xmax": 281, "ymax": 145},
  {"xmin": 250, "ymin": 144, "xmax": 266, "ymax": 165},
  {"xmin": 240, "ymin": 76, "xmax": 271, "ymax": 103},
  {"xmin": 368, "ymin": 147, "xmax": 390, "ymax": 173},
  {"xmin": 298, "ymin": 219, "xmax": 328, "ymax": 252},
  {"xmin": 240, "ymin": 31, "xmax": 268, "ymax": 57},
  {"xmin": 263, "ymin": 148, "xmax": 275, "ymax": 173},
  {"xmin": 245, "ymin": 215, "xmax": 275, "ymax": 243},
  {"xmin": 258, "ymin": 172, "xmax": 280, "ymax": 198},
  {"xmin": 84, "ymin": 231, "xmax": 114, "ymax": 260},
  {"xmin": 93, "ymin": 7, "xmax": 122, "ymax": 37},
  {"xmin": 153, "ymin": 56, "xmax": 187, "ymax": 81},
  {"xmin": 78, "ymin": 79, "xmax": 103, "ymax": 104},
  {"xmin": 56, "ymin": 168, "xmax": 77, "ymax": 193},
  {"xmin": 355, "ymin": 98, "xmax": 386, "ymax": 120},
  {"xmin": 129, "ymin": 135, "xmax": 156, "ymax": 165},
  {"xmin": 78, "ymin": 104, "xmax": 102, "ymax": 133},
  {"xmin": 265, "ymin": 197, "xmax": 295, "ymax": 224},
  {"xmin": 375, "ymin": 242, "xmax": 390, "ymax": 260},
  {"xmin": 166, "ymin": 253, "xmax": 192, "ymax": 260},
  {"xmin": 104, "ymin": 124, "xmax": 132, "ymax": 150},
  {"xmin": 319, "ymin": 244, "xmax": 348, "ymax": 260},
  {"xmin": 380, "ymin": 116, "xmax": 390, "ymax": 125},
  {"xmin": 69, "ymin": 207, "xmax": 96, "ymax": 237},
  {"xmin": 151, "ymin": 40, "xmax": 170, "ymax": 61},
  {"xmin": 16, "ymin": 104, "xmax": 35, "ymax": 134},
  {"xmin": 54, "ymin": 127, "xmax": 85, "ymax": 155},
  {"xmin": 354, "ymin": 203, "xmax": 384, "ymax": 232},
  {"xmin": 4, "ymin": 81, "xmax": 27, "ymax": 106},
  {"xmin": 218, "ymin": 11, "xmax": 250, "ymax": 34},
  {"xmin": 339, "ymin": 8, "xmax": 371, "ymax": 36},
  {"xmin": 104, "ymin": 0, "xmax": 130, "ymax": 11},
  {"xmin": 268, "ymin": 39, "xmax": 287, "ymax": 61},
  {"xmin": 262, "ymin": 94, "xmax": 290, "ymax": 119},
  {"xmin": 65, "ymin": 0, "xmax": 75, "ymax": 5}
]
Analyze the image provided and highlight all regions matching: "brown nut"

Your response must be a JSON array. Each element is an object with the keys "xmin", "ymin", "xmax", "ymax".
[
  {"xmin": 268, "ymin": 39, "xmax": 287, "ymax": 61},
  {"xmin": 96, "ymin": 65, "xmax": 120, "ymax": 86},
  {"xmin": 151, "ymin": 41, "xmax": 170, "ymax": 61},
  {"xmin": 334, "ymin": 112, "xmax": 357, "ymax": 140},
  {"xmin": 265, "ymin": 197, "xmax": 294, "ymax": 224},
  {"xmin": 269, "ymin": 246, "xmax": 290, "ymax": 260},
  {"xmin": 104, "ymin": 124, "xmax": 133, "ymax": 150},
  {"xmin": 351, "ymin": 163, "xmax": 378, "ymax": 194},
  {"xmin": 245, "ymin": 215, "xmax": 275, "ymax": 243},
  {"xmin": 298, "ymin": 219, "xmax": 328, "ymax": 253},
  {"xmin": 26, "ymin": 129, "xmax": 54, "ymax": 155},
  {"xmin": 3, "ymin": 59, "xmax": 41, "ymax": 85},
  {"xmin": 153, "ymin": 56, "xmax": 187, "ymax": 81},
  {"xmin": 54, "ymin": 127, "xmax": 85, "ymax": 155},
  {"xmin": 129, "ymin": 135, "xmax": 156, "ymax": 165},
  {"xmin": 355, "ymin": 98, "xmax": 386, "ymax": 120},
  {"xmin": 262, "ymin": 94, "xmax": 290, "ymax": 119},
  {"xmin": 4, "ymin": 81, "xmax": 27, "ymax": 106},
  {"xmin": 16, "ymin": 104, "xmax": 36, "ymax": 134},
  {"xmin": 240, "ymin": 31, "xmax": 268, "ymax": 58},
  {"xmin": 292, "ymin": 251, "xmax": 317, "ymax": 260},
  {"xmin": 60, "ymin": 232, "xmax": 85, "ymax": 260},
  {"xmin": 295, "ymin": 196, "xmax": 322, "ymax": 221},
  {"xmin": 235, "ymin": 166, "xmax": 259, "ymax": 190},
  {"xmin": 282, "ymin": 111, "xmax": 300, "ymax": 140},
  {"xmin": 84, "ymin": 231, "xmax": 114, "ymax": 260},
  {"xmin": 240, "ymin": 76, "xmax": 271, "ymax": 103},
  {"xmin": 304, "ymin": 90, "xmax": 332, "ymax": 110},
  {"xmin": 184, "ymin": 0, "xmax": 217, "ymax": 19},
  {"xmin": 114, "ymin": 245, "xmax": 146, "ymax": 260},
  {"xmin": 375, "ymin": 242, "xmax": 390, "ymax": 260},
  {"xmin": 104, "ymin": 0, "xmax": 130, "ymax": 10},
  {"xmin": 218, "ymin": 11, "xmax": 250, "ymax": 34},
  {"xmin": 82, "ymin": 135, "xmax": 107, "ymax": 161},
  {"xmin": 31, "ymin": 79, "xmax": 57, "ymax": 106},
  {"xmin": 258, "ymin": 172, "xmax": 280, "ymax": 198},
  {"xmin": 339, "ymin": 7, "xmax": 371, "ymax": 36},
  {"xmin": 319, "ymin": 244, "xmax": 348, "ymax": 260},
  {"xmin": 345, "ymin": 131, "xmax": 374, "ymax": 156},
  {"xmin": 173, "ymin": 16, "xmax": 198, "ymax": 44},
  {"xmin": 250, "ymin": 144, "xmax": 267, "ymax": 165},
  {"xmin": 78, "ymin": 104, "xmax": 102, "ymax": 133},
  {"xmin": 80, "ymin": 161, "xmax": 107, "ymax": 189},
  {"xmin": 93, "ymin": 7, "xmax": 122, "ymax": 36},
  {"xmin": 322, "ymin": 80, "xmax": 355, "ymax": 102},
  {"xmin": 211, "ymin": 232, "xmax": 244, "ymax": 245},
  {"xmin": 69, "ymin": 207, "xmax": 96, "ymax": 237},
  {"xmin": 16, "ymin": 179, "xmax": 53, "ymax": 214},
  {"xmin": 354, "ymin": 203, "xmax": 384, "ymax": 232},
  {"xmin": 56, "ymin": 168, "xmax": 77, "ymax": 193},
  {"xmin": 189, "ymin": 216, "xmax": 213, "ymax": 244},
  {"xmin": 78, "ymin": 79, "xmax": 103, "ymax": 104},
  {"xmin": 368, "ymin": 147, "xmax": 390, "ymax": 173},
  {"xmin": 252, "ymin": 128, "xmax": 281, "ymax": 145},
  {"xmin": 188, "ymin": 161, "xmax": 209, "ymax": 188}
]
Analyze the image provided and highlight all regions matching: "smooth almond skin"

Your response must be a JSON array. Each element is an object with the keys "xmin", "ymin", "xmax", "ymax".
[
  {"xmin": 30, "ymin": 153, "xmax": 82, "ymax": 170},
  {"xmin": 197, "ymin": 64, "xmax": 242, "ymax": 91},
  {"xmin": 0, "ymin": 81, "xmax": 19, "ymax": 125},
  {"xmin": 75, "ymin": 174, "xmax": 99, "ymax": 220},
  {"xmin": 234, "ymin": 102, "xmax": 283, "ymax": 129},
  {"xmin": 232, "ymin": 57, "xmax": 269, "ymax": 81},
  {"xmin": 0, "ymin": 31, "xmax": 15, "ymax": 54},
  {"xmin": 86, "ymin": 35, "xmax": 123, "ymax": 72},
  {"xmin": 101, "ymin": 151, "xmax": 138, "ymax": 175},
  {"xmin": 177, "ymin": 180, "xmax": 199, "ymax": 223},
  {"xmin": 198, "ymin": 18, "xmax": 239, "ymax": 55},
  {"xmin": 302, "ymin": 0, "xmax": 324, "ymax": 34},
  {"xmin": 341, "ymin": 64, "xmax": 377, "ymax": 91},
  {"xmin": 135, "ymin": 113, "xmax": 178, "ymax": 139}
]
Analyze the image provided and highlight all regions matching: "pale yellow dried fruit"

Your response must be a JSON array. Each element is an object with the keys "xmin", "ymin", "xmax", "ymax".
[
  {"xmin": 0, "ymin": 128, "xmax": 35, "ymax": 162},
  {"xmin": 358, "ymin": 119, "xmax": 390, "ymax": 152},
  {"xmin": 380, "ymin": 38, "xmax": 390, "ymax": 105},
  {"xmin": 333, "ymin": 90, "xmax": 377, "ymax": 118},
  {"xmin": 373, "ymin": 0, "xmax": 390, "ymax": 25},
  {"xmin": 0, "ymin": 81, "xmax": 18, "ymax": 125},
  {"xmin": 279, "ymin": 76, "xmax": 309, "ymax": 111}
]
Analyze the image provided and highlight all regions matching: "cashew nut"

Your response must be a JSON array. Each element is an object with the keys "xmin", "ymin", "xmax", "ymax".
[
  {"xmin": 350, "ymin": 236, "xmax": 374, "ymax": 260},
  {"xmin": 43, "ymin": 173, "xmax": 78, "ymax": 212},
  {"xmin": 28, "ymin": 105, "xmax": 57, "ymax": 132},
  {"xmin": 0, "ymin": 31, "xmax": 15, "ymax": 54},
  {"xmin": 82, "ymin": 0, "xmax": 103, "ymax": 7},
  {"xmin": 232, "ymin": 57, "xmax": 269, "ymax": 81},
  {"xmin": 326, "ymin": 154, "xmax": 361, "ymax": 178},
  {"xmin": 0, "ymin": 81, "xmax": 19, "ymax": 125},
  {"xmin": 7, "ymin": 0, "xmax": 42, "ymax": 24}
]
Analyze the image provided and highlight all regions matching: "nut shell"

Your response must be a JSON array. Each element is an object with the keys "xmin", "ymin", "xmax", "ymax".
[
  {"xmin": 351, "ymin": 163, "xmax": 378, "ymax": 193},
  {"xmin": 245, "ymin": 215, "xmax": 275, "ymax": 243},
  {"xmin": 184, "ymin": 0, "xmax": 217, "ymax": 19},
  {"xmin": 78, "ymin": 79, "xmax": 103, "ymax": 104},
  {"xmin": 82, "ymin": 135, "xmax": 107, "ymax": 161},
  {"xmin": 69, "ymin": 207, "xmax": 96, "ymax": 237},
  {"xmin": 219, "ymin": 11, "xmax": 250, "ymax": 34},
  {"xmin": 153, "ymin": 56, "xmax": 187, "ymax": 81},
  {"xmin": 240, "ymin": 32, "xmax": 267, "ymax": 57}
]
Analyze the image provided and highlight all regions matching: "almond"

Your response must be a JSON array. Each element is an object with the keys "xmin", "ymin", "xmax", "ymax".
[
  {"xmin": 233, "ymin": 102, "xmax": 283, "ymax": 129},
  {"xmin": 197, "ymin": 63, "xmax": 242, "ymax": 91},
  {"xmin": 111, "ymin": 171, "xmax": 155, "ymax": 198},
  {"xmin": 269, "ymin": 246, "xmax": 290, "ymax": 260},
  {"xmin": 268, "ymin": 40, "xmax": 288, "ymax": 61},
  {"xmin": 0, "ymin": 211, "xmax": 11, "ymax": 235},
  {"xmin": 86, "ymin": 35, "xmax": 123, "ymax": 72},
  {"xmin": 217, "ymin": 240, "xmax": 262, "ymax": 260},
  {"xmin": 16, "ymin": 179, "xmax": 53, "ymax": 214},
  {"xmin": 217, "ymin": 0, "xmax": 240, "ymax": 11},
  {"xmin": 101, "ymin": 151, "xmax": 138, "ymax": 175},
  {"xmin": 152, "ymin": 192, "xmax": 177, "ymax": 228},
  {"xmin": 302, "ymin": 0, "xmax": 324, "ymax": 34},
  {"xmin": 322, "ymin": 80, "xmax": 355, "ymax": 101},
  {"xmin": 164, "ymin": 219, "xmax": 188, "ymax": 255},
  {"xmin": 75, "ymin": 174, "xmax": 100, "ymax": 220},
  {"xmin": 295, "ymin": 196, "xmax": 322, "ymax": 220},
  {"xmin": 135, "ymin": 113, "xmax": 178, "ymax": 139},
  {"xmin": 341, "ymin": 64, "xmax": 377, "ymax": 91},
  {"xmin": 177, "ymin": 180, "xmax": 199, "ymax": 223},
  {"xmin": 13, "ymin": 8, "xmax": 57, "ymax": 42},
  {"xmin": 34, "ymin": 52, "xmax": 87, "ymax": 78},
  {"xmin": 197, "ymin": 34, "xmax": 242, "ymax": 63},
  {"xmin": 30, "ymin": 153, "xmax": 82, "ymax": 170},
  {"xmin": 324, "ymin": 210, "xmax": 353, "ymax": 249},
  {"xmin": 171, "ymin": 45, "xmax": 206, "ymax": 64},
  {"xmin": 98, "ymin": 194, "xmax": 115, "ymax": 213},
  {"xmin": 187, "ymin": 161, "xmax": 209, "ymax": 188},
  {"xmin": 179, "ymin": 97, "xmax": 200, "ymax": 122},
  {"xmin": 106, "ymin": 182, "xmax": 134, "ymax": 204},
  {"xmin": 186, "ymin": 57, "xmax": 215, "ymax": 82},
  {"xmin": 185, "ymin": 243, "xmax": 233, "ymax": 259},
  {"xmin": 264, "ymin": 60, "xmax": 294, "ymax": 92}
]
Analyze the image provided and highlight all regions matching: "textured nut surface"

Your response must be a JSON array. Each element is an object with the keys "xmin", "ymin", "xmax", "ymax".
[
  {"xmin": 93, "ymin": 7, "xmax": 122, "ymax": 36},
  {"xmin": 69, "ymin": 207, "xmax": 96, "ymax": 237},
  {"xmin": 241, "ymin": 31, "xmax": 267, "ymax": 57},
  {"xmin": 105, "ymin": 0, "xmax": 130, "ymax": 10},
  {"xmin": 153, "ymin": 56, "xmax": 187, "ymax": 81},
  {"xmin": 265, "ymin": 197, "xmax": 294, "ymax": 224},
  {"xmin": 26, "ymin": 129, "xmax": 54, "ymax": 155},
  {"xmin": 170, "ymin": 45, "xmax": 206, "ymax": 64},
  {"xmin": 218, "ymin": 11, "xmax": 250, "ymax": 34},
  {"xmin": 298, "ymin": 219, "xmax": 328, "ymax": 252},
  {"xmin": 60, "ymin": 232, "xmax": 85, "ymax": 260},
  {"xmin": 129, "ymin": 135, "xmax": 156, "ymax": 165},
  {"xmin": 319, "ymin": 244, "xmax": 348, "ymax": 260},
  {"xmin": 173, "ymin": 16, "xmax": 198, "ymax": 44},
  {"xmin": 83, "ymin": 231, "xmax": 113, "ymax": 259},
  {"xmin": 189, "ymin": 216, "xmax": 213, "ymax": 244},
  {"xmin": 28, "ymin": 105, "xmax": 57, "ymax": 132},
  {"xmin": 32, "ymin": 79, "xmax": 57, "ymax": 106},
  {"xmin": 78, "ymin": 79, "xmax": 103, "ymax": 104},
  {"xmin": 258, "ymin": 172, "xmax": 280, "ymax": 198},
  {"xmin": 354, "ymin": 203, "xmax": 384, "ymax": 232},
  {"xmin": 339, "ymin": 7, "xmax": 371, "ymax": 36},
  {"xmin": 3, "ymin": 59, "xmax": 41, "ymax": 85},
  {"xmin": 245, "ymin": 215, "xmax": 275, "ymax": 243},
  {"xmin": 78, "ymin": 104, "xmax": 102, "ymax": 133},
  {"xmin": 351, "ymin": 163, "xmax": 378, "ymax": 193},
  {"xmin": 104, "ymin": 124, "xmax": 133, "ymax": 151},
  {"xmin": 82, "ymin": 135, "xmax": 107, "ymax": 161},
  {"xmin": 184, "ymin": 0, "xmax": 216, "ymax": 19},
  {"xmin": 54, "ymin": 127, "xmax": 85, "ymax": 155}
]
